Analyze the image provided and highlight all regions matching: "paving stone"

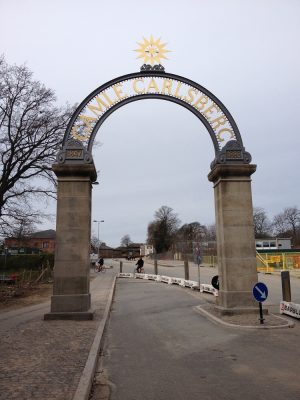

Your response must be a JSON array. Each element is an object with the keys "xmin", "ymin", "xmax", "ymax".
[{"xmin": 0, "ymin": 271, "xmax": 115, "ymax": 400}]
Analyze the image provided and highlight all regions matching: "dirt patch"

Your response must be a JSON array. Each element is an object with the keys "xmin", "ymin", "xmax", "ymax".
[
  {"xmin": 0, "ymin": 276, "xmax": 96, "ymax": 312},
  {"xmin": 0, "ymin": 283, "xmax": 53, "ymax": 312}
]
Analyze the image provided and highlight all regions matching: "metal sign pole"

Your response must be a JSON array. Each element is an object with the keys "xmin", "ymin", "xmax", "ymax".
[
  {"xmin": 259, "ymin": 302, "xmax": 264, "ymax": 324},
  {"xmin": 253, "ymin": 282, "xmax": 268, "ymax": 325}
]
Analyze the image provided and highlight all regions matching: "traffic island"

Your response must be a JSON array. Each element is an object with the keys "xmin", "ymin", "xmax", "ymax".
[{"xmin": 194, "ymin": 304, "xmax": 294, "ymax": 329}]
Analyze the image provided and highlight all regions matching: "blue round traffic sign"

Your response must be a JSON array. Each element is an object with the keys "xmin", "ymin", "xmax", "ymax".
[{"xmin": 252, "ymin": 282, "xmax": 268, "ymax": 302}]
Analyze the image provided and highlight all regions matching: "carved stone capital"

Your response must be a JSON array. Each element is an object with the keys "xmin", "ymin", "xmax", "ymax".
[
  {"xmin": 210, "ymin": 140, "xmax": 252, "ymax": 169},
  {"xmin": 56, "ymin": 139, "xmax": 93, "ymax": 165}
]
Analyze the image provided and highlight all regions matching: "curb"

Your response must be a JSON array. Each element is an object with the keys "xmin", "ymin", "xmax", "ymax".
[
  {"xmin": 72, "ymin": 276, "xmax": 117, "ymax": 400},
  {"xmin": 194, "ymin": 305, "xmax": 295, "ymax": 329}
]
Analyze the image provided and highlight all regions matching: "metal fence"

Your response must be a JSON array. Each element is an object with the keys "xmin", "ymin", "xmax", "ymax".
[
  {"xmin": 201, "ymin": 252, "xmax": 300, "ymax": 272},
  {"xmin": 256, "ymin": 252, "xmax": 300, "ymax": 272},
  {"xmin": 202, "ymin": 255, "xmax": 218, "ymax": 267}
]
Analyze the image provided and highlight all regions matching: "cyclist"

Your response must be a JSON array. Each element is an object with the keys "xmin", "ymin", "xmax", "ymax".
[
  {"xmin": 135, "ymin": 257, "xmax": 144, "ymax": 273},
  {"xmin": 97, "ymin": 257, "xmax": 104, "ymax": 272}
]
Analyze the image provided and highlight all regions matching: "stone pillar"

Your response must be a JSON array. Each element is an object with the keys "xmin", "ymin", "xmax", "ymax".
[
  {"xmin": 44, "ymin": 163, "xmax": 97, "ymax": 320},
  {"xmin": 208, "ymin": 164, "xmax": 258, "ymax": 314}
]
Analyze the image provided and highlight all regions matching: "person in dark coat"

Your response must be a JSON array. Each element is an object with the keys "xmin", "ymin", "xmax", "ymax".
[
  {"xmin": 136, "ymin": 257, "xmax": 144, "ymax": 273},
  {"xmin": 97, "ymin": 257, "xmax": 104, "ymax": 271}
]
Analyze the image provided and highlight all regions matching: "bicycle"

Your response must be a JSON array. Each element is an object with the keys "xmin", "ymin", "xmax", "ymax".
[
  {"xmin": 134, "ymin": 267, "xmax": 145, "ymax": 274},
  {"xmin": 95, "ymin": 263, "xmax": 106, "ymax": 273},
  {"xmin": 98, "ymin": 265, "xmax": 106, "ymax": 273}
]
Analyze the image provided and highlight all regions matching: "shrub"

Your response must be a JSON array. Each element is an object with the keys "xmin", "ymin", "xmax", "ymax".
[{"xmin": 0, "ymin": 254, "xmax": 54, "ymax": 271}]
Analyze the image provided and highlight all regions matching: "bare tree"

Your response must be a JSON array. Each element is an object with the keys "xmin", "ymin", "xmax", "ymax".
[
  {"xmin": 272, "ymin": 213, "xmax": 288, "ymax": 236},
  {"xmin": 205, "ymin": 224, "xmax": 216, "ymax": 242},
  {"xmin": 120, "ymin": 234, "xmax": 132, "ymax": 247},
  {"xmin": 147, "ymin": 205, "xmax": 181, "ymax": 253},
  {"xmin": 174, "ymin": 222, "xmax": 206, "ymax": 254},
  {"xmin": 272, "ymin": 206, "xmax": 300, "ymax": 245},
  {"xmin": 5, "ymin": 216, "xmax": 37, "ymax": 238},
  {"xmin": 282, "ymin": 207, "xmax": 300, "ymax": 237},
  {"xmin": 253, "ymin": 207, "xmax": 272, "ymax": 238},
  {"xmin": 0, "ymin": 56, "xmax": 74, "ymax": 234},
  {"xmin": 91, "ymin": 235, "xmax": 101, "ymax": 253},
  {"xmin": 176, "ymin": 222, "xmax": 206, "ymax": 242}
]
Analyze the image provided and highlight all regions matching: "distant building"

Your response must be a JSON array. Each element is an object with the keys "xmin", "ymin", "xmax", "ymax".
[
  {"xmin": 98, "ymin": 243, "xmax": 114, "ymax": 258},
  {"xmin": 140, "ymin": 244, "xmax": 154, "ymax": 257},
  {"xmin": 114, "ymin": 243, "xmax": 143, "ymax": 259},
  {"xmin": 5, "ymin": 229, "xmax": 56, "ymax": 254},
  {"xmin": 255, "ymin": 238, "xmax": 292, "ymax": 250}
]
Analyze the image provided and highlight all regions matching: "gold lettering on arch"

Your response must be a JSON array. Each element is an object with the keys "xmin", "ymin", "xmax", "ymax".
[
  {"xmin": 210, "ymin": 115, "xmax": 227, "ymax": 130},
  {"xmin": 69, "ymin": 76, "xmax": 237, "ymax": 148},
  {"xmin": 147, "ymin": 78, "xmax": 160, "ymax": 92},
  {"xmin": 132, "ymin": 78, "xmax": 145, "ymax": 94},
  {"xmin": 161, "ymin": 79, "xmax": 173, "ymax": 95},
  {"xmin": 112, "ymin": 83, "xmax": 128, "ymax": 100},
  {"xmin": 79, "ymin": 115, "xmax": 97, "ymax": 133},
  {"xmin": 87, "ymin": 96, "xmax": 109, "ymax": 116},
  {"xmin": 193, "ymin": 94, "xmax": 209, "ymax": 111},
  {"xmin": 216, "ymin": 128, "xmax": 235, "ymax": 142}
]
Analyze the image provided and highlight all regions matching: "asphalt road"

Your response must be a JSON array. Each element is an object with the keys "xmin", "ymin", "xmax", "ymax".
[{"xmin": 97, "ymin": 278, "xmax": 300, "ymax": 400}]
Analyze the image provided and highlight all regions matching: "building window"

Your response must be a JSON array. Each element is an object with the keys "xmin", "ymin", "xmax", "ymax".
[{"xmin": 42, "ymin": 242, "xmax": 49, "ymax": 249}]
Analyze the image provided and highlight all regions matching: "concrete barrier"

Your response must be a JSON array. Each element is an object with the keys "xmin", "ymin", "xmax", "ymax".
[
  {"xmin": 160, "ymin": 275, "xmax": 172, "ymax": 284},
  {"xmin": 170, "ymin": 277, "xmax": 185, "ymax": 286},
  {"xmin": 280, "ymin": 301, "xmax": 300, "ymax": 319},
  {"xmin": 116, "ymin": 273, "xmax": 218, "ymax": 297},
  {"xmin": 200, "ymin": 283, "xmax": 218, "ymax": 296},
  {"xmin": 183, "ymin": 280, "xmax": 198, "ymax": 289},
  {"xmin": 134, "ymin": 273, "xmax": 145, "ymax": 279},
  {"xmin": 147, "ymin": 274, "xmax": 160, "ymax": 281},
  {"xmin": 117, "ymin": 273, "xmax": 134, "ymax": 278}
]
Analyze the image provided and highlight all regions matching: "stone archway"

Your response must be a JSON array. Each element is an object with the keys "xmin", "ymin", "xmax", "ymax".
[{"xmin": 44, "ymin": 69, "xmax": 258, "ymax": 320}]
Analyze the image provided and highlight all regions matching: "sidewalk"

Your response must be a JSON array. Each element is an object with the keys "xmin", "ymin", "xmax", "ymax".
[{"xmin": 0, "ymin": 269, "xmax": 116, "ymax": 400}]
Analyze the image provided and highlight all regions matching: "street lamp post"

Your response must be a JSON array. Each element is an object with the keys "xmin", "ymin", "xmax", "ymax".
[
  {"xmin": 4, "ymin": 246, "xmax": 8, "ymax": 269},
  {"xmin": 93, "ymin": 220, "xmax": 104, "ymax": 257}
]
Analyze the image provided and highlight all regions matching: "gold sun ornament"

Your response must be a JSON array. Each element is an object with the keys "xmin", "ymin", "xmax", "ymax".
[{"xmin": 135, "ymin": 36, "xmax": 170, "ymax": 66}]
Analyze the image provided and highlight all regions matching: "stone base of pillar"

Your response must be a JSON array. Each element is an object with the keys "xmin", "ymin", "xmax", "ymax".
[
  {"xmin": 44, "ymin": 311, "xmax": 94, "ymax": 320},
  {"xmin": 217, "ymin": 290, "xmax": 256, "ymax": 308},
  {"xmin": 44, "ymin": 293, "xmax": 92, "ymax": 321},
  {"xmin": 215, "ymin": 289, "xmax": 267, "ymax": 315},
  {"xmin": 214, "ymin": 305, "xmax": 258, "ymax": 316}
]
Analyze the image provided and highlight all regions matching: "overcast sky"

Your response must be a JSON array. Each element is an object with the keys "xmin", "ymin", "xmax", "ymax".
[{"xmin": 1, "ymin": 0, "xmax": 299, "ymax": 247}]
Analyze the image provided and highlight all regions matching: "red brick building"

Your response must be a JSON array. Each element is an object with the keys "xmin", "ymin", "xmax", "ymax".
[{"xmin": 5, "ymin": 229, "xmax": 56, "ymax": 254}]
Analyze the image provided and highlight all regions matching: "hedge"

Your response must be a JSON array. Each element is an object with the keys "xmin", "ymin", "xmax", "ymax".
[{"xmin": 0, "ymin": 254, "xmax": 54, "ymax": 271}]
